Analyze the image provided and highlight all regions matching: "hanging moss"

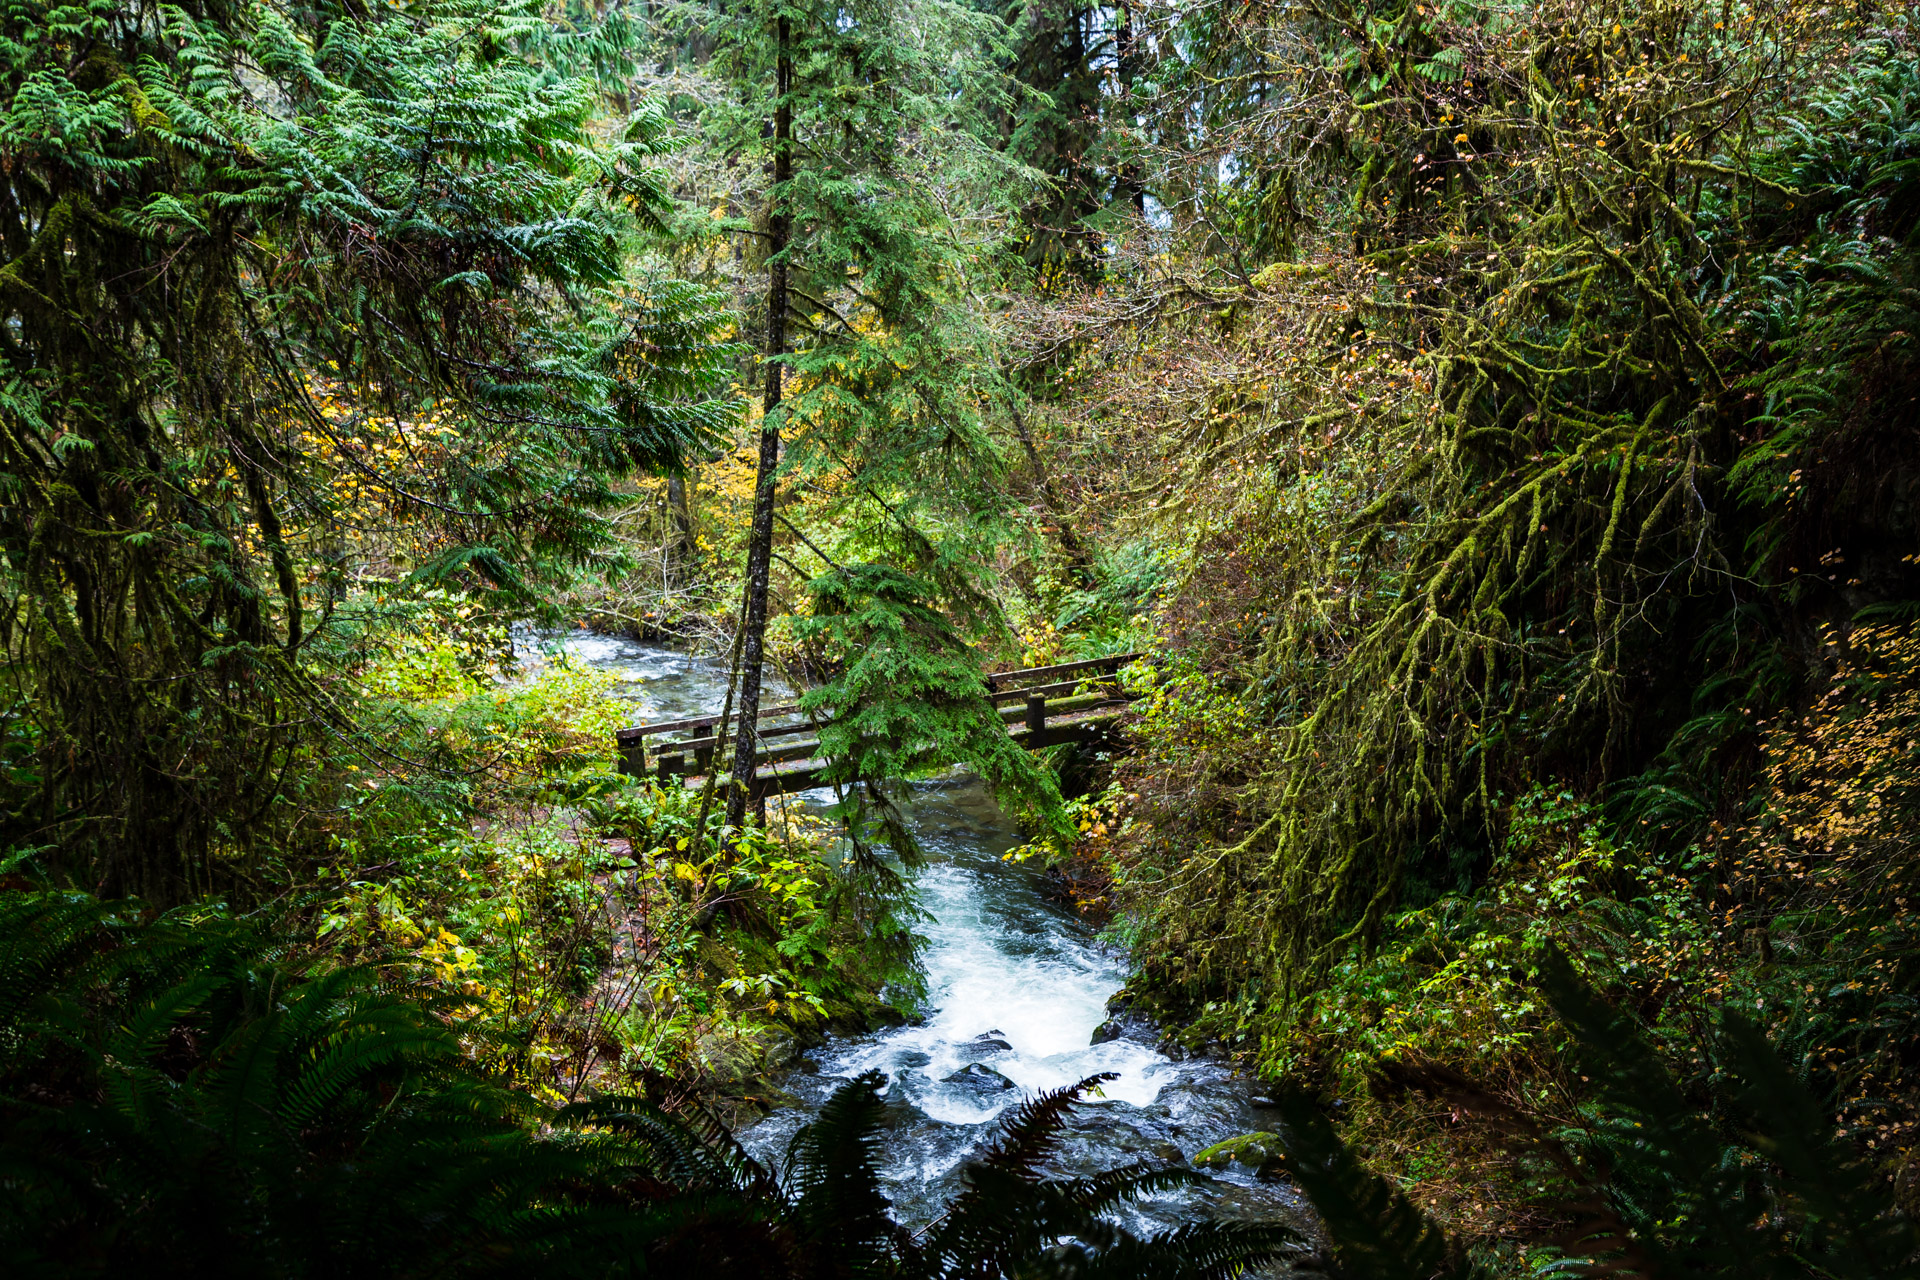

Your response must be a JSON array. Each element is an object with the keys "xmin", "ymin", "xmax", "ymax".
[{"xmin": 1072, "ymin": 1, "xmax": 1920, "ymax": 1048}]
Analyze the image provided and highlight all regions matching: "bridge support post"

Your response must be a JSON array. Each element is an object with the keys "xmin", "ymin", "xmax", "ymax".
[{"xmin": 1026, "ymin": 693, "xmax": 1046, "ymax": 735}]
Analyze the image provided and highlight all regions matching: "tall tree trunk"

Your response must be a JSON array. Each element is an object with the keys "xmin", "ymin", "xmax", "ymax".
[
  {"xmin": 1116, "ymin": 2, "xmax": 1146, "ymax": 216},
  {"xmin": 665, "ymin": 470, "xmax": 694, "ymax": 584},
  {"xmin": 728, "ymin": 15, "xmax": 792, "ymax": 830}
]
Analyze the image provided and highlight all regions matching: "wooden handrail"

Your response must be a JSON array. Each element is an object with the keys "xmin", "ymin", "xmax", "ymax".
[
  {"xmin": 640, "ymin": 691, "xmax": 1132, "ymax": 782},
  {"xmin": 615, "ymin": 702, "xmax": 808, "ymax": 744},
  {"xmin": 988, "ymin": 675, "xmax": 1123, "ymax": 705},
  {"xmin": 616, "ymin": 651, "xmax": 1142, "ymax": 745},
  {"xmin": 984, "ymin": 652, "xmax": 1141, "ymax": 691}
]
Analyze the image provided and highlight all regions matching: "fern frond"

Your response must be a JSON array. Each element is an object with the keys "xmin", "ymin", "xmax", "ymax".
[
  {"xmin": 1535, "ymin": 948, "xmax": 1774, "ymax": 1278},
  {"xmin": 781, "ymin": 1069, "xmax": 897, "ymax": 1270},
  {"xmin": 1716, "ymin": 1011, "xmax": 1920, "ymax": 1280},
  {"xmin": 1026, "ymin": 1219, "xmax": 1304, "ymax": 1280},
  {"xmin": 976, "ymin": 1072, "xmax": 1120, "ymax": 1181},
  {"xmin": 556, "ymin": 1095, "xmax": 780, "ymax": 1199},
  {"xmin": 1269, "ymin": 1087, "xmax": 1484, "ymax": 1280}
]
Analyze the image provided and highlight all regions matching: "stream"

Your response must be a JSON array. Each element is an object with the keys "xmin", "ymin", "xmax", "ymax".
[{"xmin": 559, "ymin": 631, "xmax": 1311, "ymax": 1243}]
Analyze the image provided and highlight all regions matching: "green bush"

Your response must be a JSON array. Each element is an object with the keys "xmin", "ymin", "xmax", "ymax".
[{"xmin": 0, "ymin": 890, "xmax": 1294, "ymax": 1277}]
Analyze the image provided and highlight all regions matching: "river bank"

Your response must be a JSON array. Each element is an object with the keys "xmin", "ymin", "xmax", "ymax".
[{"xmin": 562, "ymin": 632, "xmax": 1312, "ymax": 1240}]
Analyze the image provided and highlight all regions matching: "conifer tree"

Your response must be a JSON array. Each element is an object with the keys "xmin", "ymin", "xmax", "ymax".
[
  {"xmin": 730, "ymin": 7, "xmax": 793, "ymax": 830},
  {"xmin": 998, "ymin": 0, "xmax": 1141, "ymax": 283},
  {"xmin": 655, "ymin": 0, "xmax": 1044, "ymax": 828},
  {"xmin": 0, "ymin": 0, "xmax": 735, "ymax": 899}
]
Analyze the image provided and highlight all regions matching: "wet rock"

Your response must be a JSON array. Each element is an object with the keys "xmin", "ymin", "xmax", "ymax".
[
  {"xmin": 1194, "ymin": 1177, "xmax": 1311, "ymax": 1223},
  {"xmin": 957, "ymin": 1031, "xmax": 1012, "ymax": 1058},
  {"xmin": 1067, "ymin": 1109, "xmax": 1179, "ymax": 1149},
  {"xmin": 1090, "ymin": 1019, "xmax": 1123, "ymax": 1044},
  {"xmin": 757, "ymin": 1026, "xmax": 801, "ymax": 1070},
  {"xmin": 880, "ymin": 1088, "xmax": 932, "ymax": 1129},
  {"xmin": 894, "ymin": 1049, "xmax": 933, "ymax": 1068},
  {"xmin": 1191, "ymin": 1131, "xmax": 1288, "ymax": 1178},
  {"xmin": 1150, "ymin": 1141, "xmax": 1185, "ymax": 1164},
  {"xmin": 942, "ymin": 1062, "xmax": 1015, "ymax": 1092},
  {"xmin": 1046, "ymin": 1115, "xmax": 1168, "ymax": 1177}
]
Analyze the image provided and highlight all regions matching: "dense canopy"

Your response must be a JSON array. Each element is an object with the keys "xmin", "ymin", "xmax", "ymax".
[{"xmin": 3, "ymin": 0, "xmax": 1919, "ymax": 1273}]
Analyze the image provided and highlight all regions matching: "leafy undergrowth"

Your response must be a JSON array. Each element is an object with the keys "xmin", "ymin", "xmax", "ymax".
[
  {"xmin": 1260, "ymin": 947, "xmax": 1919, "ymax": 1280},
  {"xmin": 0, "ymin": 893, "xmax": 1292, "ymax": 1277},
  {"xmin": 303, "ymin": 603, "xmax": 921, "ymax": 1115},
  {"xmin": 1082, "ymin": 624, "xmax": 1920, "ymax": 1262}
]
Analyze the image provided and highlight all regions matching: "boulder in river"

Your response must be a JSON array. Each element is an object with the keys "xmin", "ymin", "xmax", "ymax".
[
  {"xmin": 942, "ymin": 1062, "xmax": 1015, "ymax": 1092},
  {"xmin": 961, "ymin": 1031, "xmax": 1013, "ymax": 1055},
  {"xmin": 1090, "ymin": 1019, "xmax": 1122, "ymax": 1044},
  {"xmin": 1191, "ymin": 1132, "xmax": 1288, "ymax": 1178}
]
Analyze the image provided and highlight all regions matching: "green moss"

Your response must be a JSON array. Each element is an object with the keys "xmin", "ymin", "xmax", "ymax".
[{"xmin": 1191, "ymin": 1132, "xmax": 1288, "ymax": 1177}]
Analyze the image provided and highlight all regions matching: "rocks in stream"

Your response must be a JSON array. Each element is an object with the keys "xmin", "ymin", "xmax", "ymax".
[
  {"xmin": 956, "ymin": 1031, "xmax": 1012, "ymax": 1059},
  {"xmin": 942, "ymin": 1062, "xmax": 1015, "ymax": 1092},
  {"xmin": 1064, "ymin": 1110, "xmax": 1184, "ymax": 1168},
  {"xmin": 1191, "ymin": 1131, "xmax": 1289, "ymax": 1178},
  {"xmin": 1089, "ymin": 1019, "xmax": 1123, "ymax": 1044}
]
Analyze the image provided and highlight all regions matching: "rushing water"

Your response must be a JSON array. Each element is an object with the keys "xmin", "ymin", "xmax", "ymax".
[{"xmin": 557, "ymin": 631, "xmax": 1310, "ymax": 1242}]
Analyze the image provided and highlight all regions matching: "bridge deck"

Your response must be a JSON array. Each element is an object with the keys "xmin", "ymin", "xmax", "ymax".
[{"xmin": 613, "ymin": 653, "xmax": 1139, "ymax": 799}]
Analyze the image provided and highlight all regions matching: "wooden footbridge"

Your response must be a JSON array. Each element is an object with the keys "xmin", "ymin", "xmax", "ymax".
[{"xmin": 614, "ymin": 653, "xmax": 1140, "ymax": 800}]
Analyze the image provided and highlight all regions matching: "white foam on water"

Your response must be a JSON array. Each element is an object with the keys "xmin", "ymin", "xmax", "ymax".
[
  {"xmin": 561, "ymin": 634, "xmax": 1306, "ymax": 1240},
  {"xmin": 823, "ymin": 861, "xmax": 1175, "ymax": 1124}
]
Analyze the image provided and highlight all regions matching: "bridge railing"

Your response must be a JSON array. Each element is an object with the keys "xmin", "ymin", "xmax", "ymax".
[
  {"xmin": 614, "ymin": 651, "xmax": 1141, "ymax": 785},
  {"xmin": 982, "ymin": 652, "xmax": 1141, "ymax": 737}
]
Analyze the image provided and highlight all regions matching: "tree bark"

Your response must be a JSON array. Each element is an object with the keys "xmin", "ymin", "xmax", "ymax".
[
  {"xmin": 1116, "ymin": 3, "xmax": 1146, "ymax": 216},
  {"xmin": 727, "ymin": 14, "xmax": 792, "ymax": 830},
  {"xmin": 665, "ymin": 470, "xmax": 694, "ymax": 584},
  {"xmin": 1009, "ymin": 402, "xmax": 1096, "ymax": 586}
]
